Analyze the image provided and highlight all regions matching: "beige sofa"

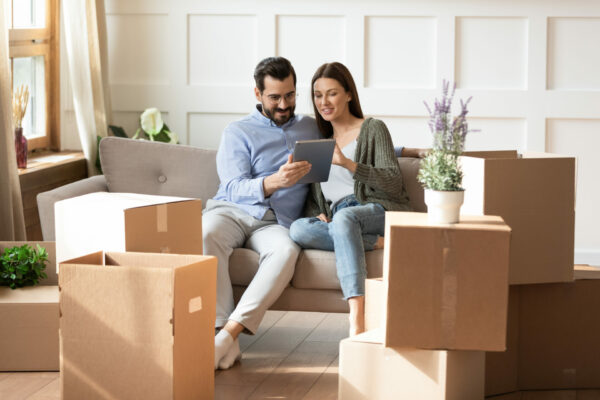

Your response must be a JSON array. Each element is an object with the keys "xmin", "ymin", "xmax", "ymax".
[{"xmin": 37, "ymin": 137, "xmax": 426, "ymax": 313}]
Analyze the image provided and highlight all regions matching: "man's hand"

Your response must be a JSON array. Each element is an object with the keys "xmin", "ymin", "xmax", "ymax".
[
  {"xmin": 263, "ymin": 154, "xmax": 311, "ymax": 197},
  {"xmin": 316, "ymin": 213, "xmax": 330, "ymax": 223}
]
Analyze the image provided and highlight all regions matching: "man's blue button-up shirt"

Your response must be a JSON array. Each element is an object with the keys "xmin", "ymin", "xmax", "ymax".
[{"xmin": 213, "ymin": 106, "xmax": 321, "ymax": 228}]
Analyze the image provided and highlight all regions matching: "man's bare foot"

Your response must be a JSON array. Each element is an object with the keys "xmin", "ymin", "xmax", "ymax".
[{"xmin": 373, "ymin": 236, "xmax": 385, "ymax": 250}]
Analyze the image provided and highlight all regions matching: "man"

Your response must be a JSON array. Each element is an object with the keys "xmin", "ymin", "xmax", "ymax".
[{"xmin": 203, "ymin": 57, "xmax": 320, "ymax": 370}]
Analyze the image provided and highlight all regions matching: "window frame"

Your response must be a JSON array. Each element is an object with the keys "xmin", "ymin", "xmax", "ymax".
[{"xmin": 8, "ymin": 0, "xmax": 60, "ymax": 152}]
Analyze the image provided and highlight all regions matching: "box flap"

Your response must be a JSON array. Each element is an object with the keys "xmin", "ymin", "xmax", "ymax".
[
  {"xmin": 462, "ymin": 150, "xmax": 519, "ymax": 159},
  {"xmin": 124, "ymin": 200, "xmax": 203, "ymax": 255},
  {"xmin": 173, "ymin": 256, "xmax": 217, "ymax": 399},
  {"xmin": 60, "ymin": 256, "xmax": 176, "ymax": 399}
]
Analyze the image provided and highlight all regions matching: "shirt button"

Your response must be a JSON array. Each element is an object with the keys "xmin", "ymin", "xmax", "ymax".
[{"xmin": 158, "ymin": 175, "xmax": 167, "ymax": 183}]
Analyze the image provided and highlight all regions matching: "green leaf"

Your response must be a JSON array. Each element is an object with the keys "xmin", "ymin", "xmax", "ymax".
[
  {"xmin": 95, "ymin": 135, "xmax": 103, "ymax": 174},
  {"xmin": 108, "ymin": 125, "xmax": 129, "ymax": 138}
]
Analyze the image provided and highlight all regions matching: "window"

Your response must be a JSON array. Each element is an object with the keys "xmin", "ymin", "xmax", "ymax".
[{"xmin": 8, "ymin": 0, "xmax": 60, "ymax": 151}]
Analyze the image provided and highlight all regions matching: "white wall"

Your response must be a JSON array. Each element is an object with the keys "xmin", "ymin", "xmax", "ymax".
[{"xmin": 60, "ymin": 0, "xmax": 600, "ymax": 264}]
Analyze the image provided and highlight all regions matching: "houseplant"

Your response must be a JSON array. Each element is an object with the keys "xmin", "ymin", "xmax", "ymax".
[
  {"xmin": 0, "ymin": 244, "xmax": 48, "ymax": 289},
  {"xmin": 96, "ymin": 107, "xmax": 179, "ymax": 172},
  {"xmin": 417, "ymin": 80, "xmax": 473, "ymax": 223}
]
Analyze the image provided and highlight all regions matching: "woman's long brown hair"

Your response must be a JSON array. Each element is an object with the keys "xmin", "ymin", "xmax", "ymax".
[{"xmin": 311, "ymin": 62, "xmax": 364, "ymax": 138}]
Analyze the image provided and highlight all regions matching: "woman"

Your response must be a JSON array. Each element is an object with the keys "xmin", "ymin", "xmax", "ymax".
[{"xmin": 289, "ymin": 62, "xmax": 420, "ymax": 336}]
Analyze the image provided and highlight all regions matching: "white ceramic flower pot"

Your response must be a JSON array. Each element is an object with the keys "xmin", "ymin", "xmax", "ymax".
[{"xmin": 424, "ymin": 189, "xmax": 465, "ymax": 224}]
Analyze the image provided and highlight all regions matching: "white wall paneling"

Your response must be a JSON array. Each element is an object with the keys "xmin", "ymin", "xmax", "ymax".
[
  {"xmin": 188, "ymin": 113, "xmax": 245, "ymax": 150},
  {"xmin": 188, "ymin": 15, "xmax": 257, "ymax": 86},
  {"xmin": 105, "ymin": 14, "xmax": 171, "ymax": 85},
  {"xmin": 455, "ymin": 17, "xmax": 528, "ymax": 90},
  {"xmin": 60, "ymin": 0, "xmax": 600, "ymax": 262},
  {"xmin": 547, "ymin": 18, "xmax": 600, "ymax": 90},
  {"xmin": 365, "ymin": 16, "xmax": 437, "ymax": 89}
]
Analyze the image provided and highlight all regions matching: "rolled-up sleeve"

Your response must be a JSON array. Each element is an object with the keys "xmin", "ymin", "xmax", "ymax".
[{"xmin": 216, "ymin": 126, "xmax": 266, "ymax": 205}]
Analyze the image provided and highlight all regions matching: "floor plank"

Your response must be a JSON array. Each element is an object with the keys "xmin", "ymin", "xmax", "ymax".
[
  {"xmin": 0, "ymin": 373, "xmax": 57, "ymax": 400},
  {"xmin": 302, "ymin": 356, "xmax": 339, "ymax": 400},
  {"xmin": 305, "ymin": 312, "xmax": 349, "ymax": 343},
  {"xmin": 215, "ymin": 311, "xmax": 326, "ymax": 389},
  {"xmin": 238, "ymin": 310, "xmax": 286, "ymax": 352},
  {"xmin": 248, "ymin": 341, "xmax": 338, "ymax": 400}
]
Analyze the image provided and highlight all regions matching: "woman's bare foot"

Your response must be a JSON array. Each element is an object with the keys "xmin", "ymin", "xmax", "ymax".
[{"xmin": 348, "ymin": 296, "xmax": 365, "ymax": 337}]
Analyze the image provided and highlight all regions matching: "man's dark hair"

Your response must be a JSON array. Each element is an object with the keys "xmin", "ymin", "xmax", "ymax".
[{"xmin": 254, "ymin": 57, "xmax": 296, "ymax": 93}]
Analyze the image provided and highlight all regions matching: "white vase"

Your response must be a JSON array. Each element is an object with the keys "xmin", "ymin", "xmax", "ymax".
[{"xmin": 424, "ymin": 189, "xmax": 465, "ymax": 224}]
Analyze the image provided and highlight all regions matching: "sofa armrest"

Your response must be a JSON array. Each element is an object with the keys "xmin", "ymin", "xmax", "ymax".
[{"xmin": 37, "ymin": 175, "xmax": 108, "ymax": 241}]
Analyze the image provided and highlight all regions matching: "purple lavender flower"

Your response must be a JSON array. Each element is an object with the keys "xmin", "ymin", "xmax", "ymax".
[{"xmin": 423, "ymin": 80, "xmax": 475, "ymax": 155}]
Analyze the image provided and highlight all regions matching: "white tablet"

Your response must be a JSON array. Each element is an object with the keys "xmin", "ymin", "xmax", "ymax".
[{"xmin": 292, "ymin": 139, "xmax": 336, "ymax": 184}]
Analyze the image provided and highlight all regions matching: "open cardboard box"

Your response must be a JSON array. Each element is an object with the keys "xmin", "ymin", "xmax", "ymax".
[
  {"xmin": 59, "ymin": 251, "xmax": 217, "ymax": 400},
  {"xmin": 339, "ymin": 330, "xmax": 485, "ymax": 400},
  {"xmin": 55, "ymin": 192, "xmax": 203, "ymax": 265},
  {"xmin": 485, "ymin": 265, "xmax": 600, "ymax": 396},
  {"xmin": 460, "ymin": 151, "xmax": 575, "ymax": 285},
  {"xmin": 382, "ymin": 212, "xmax": 511, "ymax": 351},
  {"xmin": 0, "ymin": 241, "xmax": 59, "ymax": 371}
]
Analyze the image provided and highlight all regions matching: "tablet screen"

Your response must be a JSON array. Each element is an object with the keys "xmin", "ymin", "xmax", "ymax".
[{"xmin": 292, "ymin": 139, "xmax": 336, "ymax": 184}]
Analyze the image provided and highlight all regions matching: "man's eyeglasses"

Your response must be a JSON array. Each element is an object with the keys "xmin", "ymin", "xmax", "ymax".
[{"xmin": 265, "ymin": 92, "xmax": 297, "ymax": 105}]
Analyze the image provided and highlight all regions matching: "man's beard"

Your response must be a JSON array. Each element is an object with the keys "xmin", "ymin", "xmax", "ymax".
[{"xmin": 262, "ymin": 103, "xmax": 295, "ymax": 126}]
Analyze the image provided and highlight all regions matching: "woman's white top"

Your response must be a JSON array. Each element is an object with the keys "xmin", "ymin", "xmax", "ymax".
[{"xmin": 321, "ymin": 139, "xmax": 357, "ymax": 208}]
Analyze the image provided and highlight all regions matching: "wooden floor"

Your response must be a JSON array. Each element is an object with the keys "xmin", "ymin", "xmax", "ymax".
[{"xmin": 1, "ymin": 311, "xmax": 599, "ymax": 400}]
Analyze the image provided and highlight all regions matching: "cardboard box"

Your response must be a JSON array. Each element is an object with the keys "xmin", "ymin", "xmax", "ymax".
[
  {"xmin": 485, "ymin": 266, "xmax": 600, "ymax": 396},
  {"xmin": 0, "ymin": 241, "xmax": 59, "ymax": 371},
  {"xmin": 55, "ymin": 192, "xmax": 203, "ymax": 264},
  {"xmin": 383, "ymin": 212, "xmax": 511, "ymax": 351},
  {"xmin": 59, "ymin": 251, "xmax": 217, "ymax": 400},
  {"xmin": 339, "ymin": 330, "xmax": 485, "ymax": 400},
  {"xmin": 460, "ymin": 151, "xmax": 575, "ymax": 285},
  {"xmin": 365, "ymin": 277, "xmax": 384, "ymax": 332},
  {"xmin": 484, "ymin": 286, "xmax": 519, "ymax": 397}
]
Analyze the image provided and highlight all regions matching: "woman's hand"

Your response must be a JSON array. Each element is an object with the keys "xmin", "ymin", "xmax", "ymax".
[
  {"xmin": 317, "ymin": 213, "xmax": 330, "ymax": 223},
  {"xmin": 332, "ymin": 142, "xmax": 357, "ymax": 173}
]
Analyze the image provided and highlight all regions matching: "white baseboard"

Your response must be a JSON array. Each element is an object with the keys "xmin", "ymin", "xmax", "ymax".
[{"xmin": 575, "ymin": 249, "xmax": 600, "ymax": 267}]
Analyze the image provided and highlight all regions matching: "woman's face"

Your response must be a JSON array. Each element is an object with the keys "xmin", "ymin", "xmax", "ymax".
[{"xmin": 313, "ymin": 77, "xmax": 351, "ymax": 122}]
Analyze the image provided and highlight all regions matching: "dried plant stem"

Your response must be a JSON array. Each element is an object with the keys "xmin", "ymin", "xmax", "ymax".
[{"xmin": 12, "ymin": 84, "xmax": 30, "ymax": 128}]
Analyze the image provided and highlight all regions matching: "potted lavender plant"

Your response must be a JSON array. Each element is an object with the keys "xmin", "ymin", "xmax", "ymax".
[{"xmin": 417, "ymin": 80, "xmax": 473, "ymax": 223}]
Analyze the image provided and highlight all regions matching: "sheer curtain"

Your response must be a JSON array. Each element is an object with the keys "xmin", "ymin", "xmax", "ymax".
[
  {"xmin": 0, "ymin": 0, "xmax": 27, "ymax": 240},
  {"xmin": 62, "ymin": 0, "xmax": 112, "ymax": 175}
]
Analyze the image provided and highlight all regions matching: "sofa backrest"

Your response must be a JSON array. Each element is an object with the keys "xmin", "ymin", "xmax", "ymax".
[
  {"xmin": 99, "ymin": 136, "xmax": 426, "ymax": 211},
  {"xmin": 100, "ymin": 137, "xmax": 220, "ymax": 205}
]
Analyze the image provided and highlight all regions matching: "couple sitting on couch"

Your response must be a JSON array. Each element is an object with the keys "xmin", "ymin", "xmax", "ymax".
[{"xmin": 204, "ymin": 57, "xmax": 426, "ymax": 370}]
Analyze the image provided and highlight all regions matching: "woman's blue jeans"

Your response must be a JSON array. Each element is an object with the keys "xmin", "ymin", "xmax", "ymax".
[{"xmin": 289, "ymin": 195, "xmax": 385, "ymax": 299}]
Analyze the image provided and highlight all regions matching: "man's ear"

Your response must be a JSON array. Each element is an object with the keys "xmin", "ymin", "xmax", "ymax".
[{"xmin": 254, "ymin": 87, "xmax": 262, "ymax": 102}]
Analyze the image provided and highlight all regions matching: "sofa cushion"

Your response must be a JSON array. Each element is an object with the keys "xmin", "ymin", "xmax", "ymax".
[
  {"xmin": 100, "ymin": 137, "xmax": 220, "ymax": 203},
  {"xmin": 229, "ymin": 248, "xmax": 260, "ymax": 286},
  {"xmin": 229, "ymin": 248, "xmax": 383, "ymax": 290},
  {"xmin": 398, "ymin": 157, "xmax": 426, "ymax": 212},
  {"xmin": 292, "ymin": 249, "xmax": 384, "ymax": 290}
]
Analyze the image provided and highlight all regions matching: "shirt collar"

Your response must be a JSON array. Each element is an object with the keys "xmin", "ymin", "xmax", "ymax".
[{"xmin": 253, "ymin": 104, "xmax": 297, "ymax": 128}]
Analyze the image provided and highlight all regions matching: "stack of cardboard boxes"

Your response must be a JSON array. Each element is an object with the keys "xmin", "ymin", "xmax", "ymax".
[
  {"xmin": 341, "ymin": 151, "xmax": 583, "ymax": 399},
  {"xmin": 54, "ymin": 192, "xmax": 216, "ymax": 399}
]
